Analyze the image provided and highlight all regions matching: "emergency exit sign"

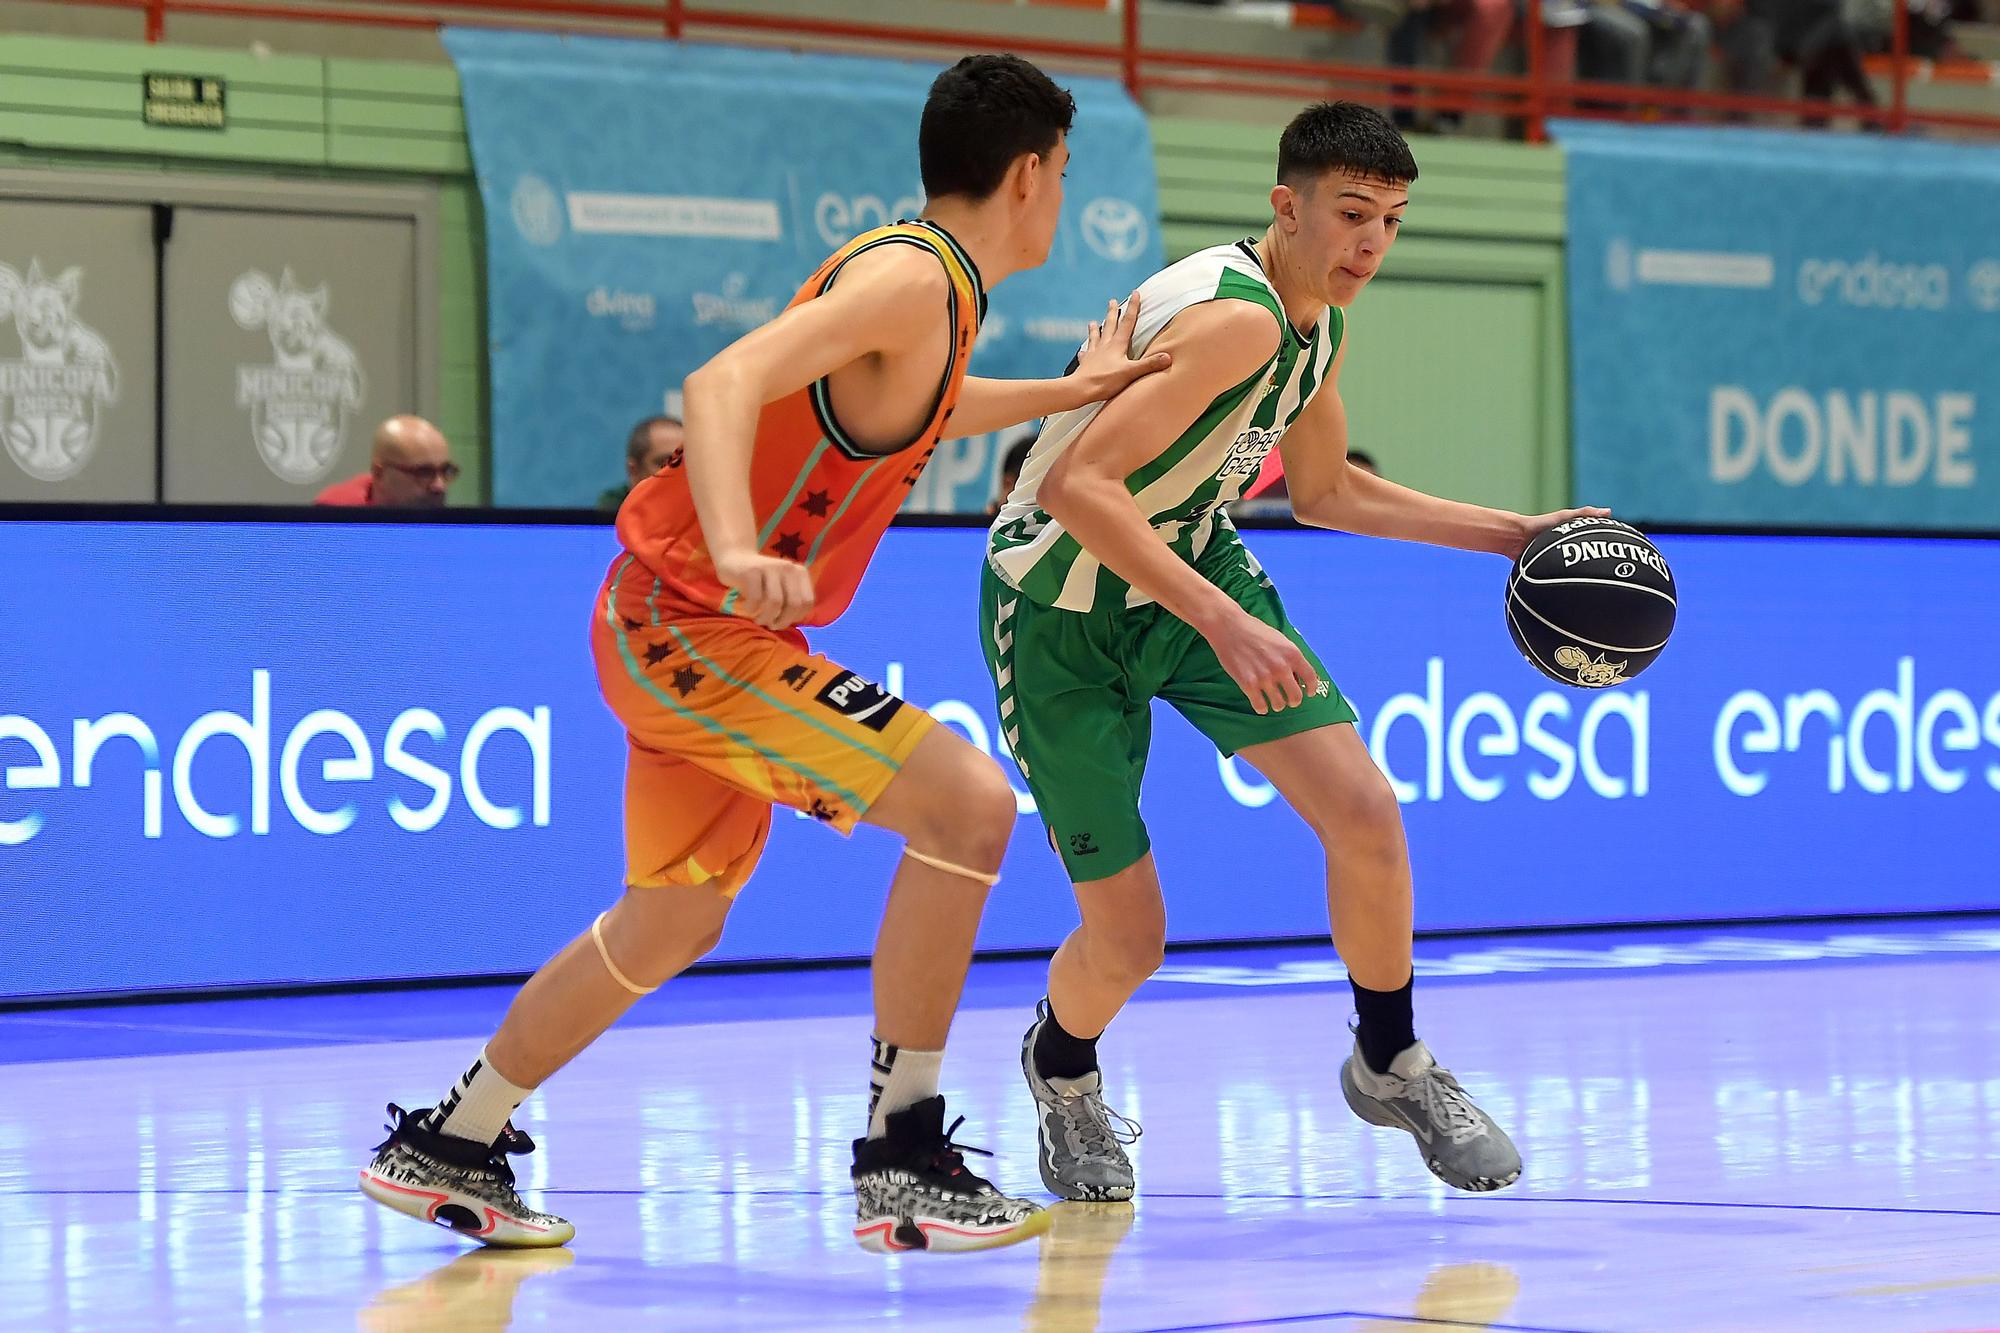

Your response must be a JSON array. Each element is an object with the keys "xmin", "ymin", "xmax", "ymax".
[{"xmin": 142, "ymin": 73, "xmax": 226, "ymax": 130}]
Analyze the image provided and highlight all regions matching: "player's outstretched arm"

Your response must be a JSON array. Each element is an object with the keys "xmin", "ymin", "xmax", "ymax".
[
  {"xmin": 679, "ymin": 247, "xmax": 942, "ymax": 628},
  {"xmin": 1040, "ymin": 301, "xmax": 1319, "ymax": 715},
  {"xmin": 1281, "ymin": 347, "xmax": 1605, "ymax": 558},
  {"xmin": 946, "ymin": 294, "xmax": 1171, "ymax": 439}
]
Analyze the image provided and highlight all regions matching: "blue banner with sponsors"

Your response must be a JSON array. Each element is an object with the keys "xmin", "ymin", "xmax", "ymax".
[
  {"xmin": 4, "ymin": 519, "xmax": 1998, "ymax": 1000},
  {"xmin": 443, "ymin": 30, "xmax": 1163, "ymax": 513},
  {"xmin": 1558, "ymin": 122, "xmax": 2000, "ymax": 528}
]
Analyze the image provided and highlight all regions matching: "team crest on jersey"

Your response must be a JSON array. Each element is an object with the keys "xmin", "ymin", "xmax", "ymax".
[
  {"xmin": 814, "ymin": 671, "xmax": 904, "ymax": 732},
  {"xmin": 230, "ymin": 268, "xmax": 366, "ymax": 484},
  {"xmin": 0, "ymin": 260, "xmax": 120, "ymax": 482}
]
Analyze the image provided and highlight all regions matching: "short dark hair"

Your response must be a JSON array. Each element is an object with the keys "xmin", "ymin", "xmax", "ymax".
[
  {"xmin": 1277, "ymin": 102, "xmax": 1418, "ymax": 189},
  {"xmin": 920, "ymin": 55, "xmax": 1076, "ymax": 201},
  {"xmin": 626, "ymin": 414, "xmax": 681, "ymax": 464}
]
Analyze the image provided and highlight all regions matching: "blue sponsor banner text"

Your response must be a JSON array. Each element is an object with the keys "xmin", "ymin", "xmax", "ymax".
[
  {"xmin": 444, "ymin": 31, "xmax": 1163, "ymax": 513},
  {"xmin": 3, "ymin": 520, "xmax": 1997, "ymax": 1000},
  {"xmin": 1559, "ymin": 121, "xmax": 2000, "ymax": 528}
]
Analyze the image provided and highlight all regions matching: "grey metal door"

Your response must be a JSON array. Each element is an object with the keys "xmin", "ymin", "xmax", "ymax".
[
  {"xmin": 163, "ymin": 209, "xmax": 416, "ymax": 503},
  {"xmin": 0, "ymin": 200, "xmax": 158, "ymax": 502}
]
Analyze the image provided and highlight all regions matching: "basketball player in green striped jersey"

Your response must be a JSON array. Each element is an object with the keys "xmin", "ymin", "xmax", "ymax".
[{"xmin": 982, "ymin": 101, "xmax": 1606, "ymax": 1199}]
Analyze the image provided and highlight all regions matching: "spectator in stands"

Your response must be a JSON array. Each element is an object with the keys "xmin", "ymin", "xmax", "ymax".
[
  {"xmin": 1697, "ymin": 0, "xmax": 1783, "ymax": 113},
  {"xmin": 1843, "ymin": 0, "xmax": 1960, "ymax": 60},
  {"xmin": 1762, "ymin": 0, "xmax": 1880, "ymax": 123},
  {"xmin": 1579, "ymin": 0, "xmax": 1715, "ymax": 103},
  {"xmin": 600, "ymin": 415, "xmax": 684, "ymax": 511},
  {"xmin": 989, "ymin": 434, "xmax": 1036, "ymax": 517},
  {"xmin": 1378, "ymin": 0, "xmax": 1594, "ymax": 132},
  {"xmin": 315, "ymin": 415, "xmax": 459, "ymax": 508},
  {"xmin": 1906, "ymin": 0, "xmax": 1963, "ymax": 59}
]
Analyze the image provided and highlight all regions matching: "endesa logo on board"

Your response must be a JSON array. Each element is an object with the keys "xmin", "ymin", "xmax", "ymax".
[{"xmin": 0, "ymin": 670, "xmax": 552, "ymax": 846}]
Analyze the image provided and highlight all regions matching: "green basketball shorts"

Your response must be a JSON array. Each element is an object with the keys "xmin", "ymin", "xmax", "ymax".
[{"xmin": 979, "ymin": 541, "xmax": 1357, "ymax": 882}]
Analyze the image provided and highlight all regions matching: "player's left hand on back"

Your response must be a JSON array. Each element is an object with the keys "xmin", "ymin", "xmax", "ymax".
[
  {"xmin": 1073, "ymin": 294, "xmax": 1171, "ymax": 400},
  {"xmin": 1504, "ymin": 506, "xmax": 1611, "ymax": 560}
]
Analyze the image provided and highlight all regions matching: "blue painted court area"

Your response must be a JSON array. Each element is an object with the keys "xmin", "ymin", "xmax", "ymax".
[{"xmin": 4, "ymin": 917, "xmax": 2000, "ymax": 1331}]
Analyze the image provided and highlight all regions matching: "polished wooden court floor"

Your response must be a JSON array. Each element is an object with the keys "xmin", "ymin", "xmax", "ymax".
[{"xmin": 5, "ymin": 921, "xmax": 1999, "ymax": 1331}]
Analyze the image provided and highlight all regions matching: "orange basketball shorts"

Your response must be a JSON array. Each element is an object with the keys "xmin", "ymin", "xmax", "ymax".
[{"xmin": 591, "ymin": 553, "xmax": 933, "ymax": 896}]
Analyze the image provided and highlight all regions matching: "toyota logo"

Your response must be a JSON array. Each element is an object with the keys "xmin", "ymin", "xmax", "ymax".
[
  {"xmin": 511, "ymin": 174, "xmax": 563, "ymax": 248},
  {"xmin": 1606, "ymin": 238, "xmax": 1632, "ymax": 293},
  {"xmin": 1080, "ymin": 197, "xmax": 1148, "ymax": 263}
]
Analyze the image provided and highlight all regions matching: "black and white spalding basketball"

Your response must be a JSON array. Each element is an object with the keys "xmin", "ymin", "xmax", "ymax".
[{"xmin": 1506, "ymin": 517, "xmax": 1676, "ymax": 689}]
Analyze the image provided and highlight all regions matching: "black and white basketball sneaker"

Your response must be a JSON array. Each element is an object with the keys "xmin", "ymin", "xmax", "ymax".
[
  {"xmin": 851, "ymin": 1095, "xmax": 1049, "ymax": 1253},
  {"xmin": 359, "ymin": 1104, "xmax": 576, "ymax": 1248}
]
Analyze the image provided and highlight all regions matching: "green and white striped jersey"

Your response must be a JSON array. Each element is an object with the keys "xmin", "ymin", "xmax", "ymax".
[{"xmin": 986, "ymin": 240, "xmax": 1342, "ymax": 613}]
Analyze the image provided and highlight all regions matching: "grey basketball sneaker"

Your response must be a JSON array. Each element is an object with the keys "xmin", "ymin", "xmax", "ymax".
[
  {"xmin": 1021, "ymin": 1000, "xmax": 1142, "ymax": 1201},
  {"xmin": 1340, "ymin": 1039, "xmax": 1521, "ymax": 1192}
]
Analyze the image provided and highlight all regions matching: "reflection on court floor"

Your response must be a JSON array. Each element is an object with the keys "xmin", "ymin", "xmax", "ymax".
[{"xmin": 4, "ymin": 925, "xmax": 1998, "ymax": 1332}]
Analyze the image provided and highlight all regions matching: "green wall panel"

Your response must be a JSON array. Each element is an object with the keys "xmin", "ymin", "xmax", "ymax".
[
  {"xmin": 0, "ymin": 35, "xmax": 489, "ymax": 503},
  {"xmin": 0, "ymin": 41, "xmax": 1575, "ymax": 512}
]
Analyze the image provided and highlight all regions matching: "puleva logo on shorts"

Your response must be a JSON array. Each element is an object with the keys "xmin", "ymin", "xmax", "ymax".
[
  {"xmin": 230, "ymin": 269, "xmax": 366, "ymax": 485},
  {"xmin": 0, "ymin": 260, "xmax": 120, "ymax": 483},
  {"xmin": 814, "ymin": 671, "xmax": 904, "ymax": 732}
]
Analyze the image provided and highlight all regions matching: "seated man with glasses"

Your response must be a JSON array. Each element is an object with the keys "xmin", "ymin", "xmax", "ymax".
[{"xmin": 316, "ymin": 415, "xmax": 461, "ymax": 508}]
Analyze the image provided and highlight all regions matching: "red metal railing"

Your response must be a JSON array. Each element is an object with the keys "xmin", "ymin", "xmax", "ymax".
[{"xmin": 94, "ymin": 0, "xmax": 2000, "ymax": 141}]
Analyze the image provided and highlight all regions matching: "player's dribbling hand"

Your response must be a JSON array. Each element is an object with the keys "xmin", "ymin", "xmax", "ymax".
[
  {"xmin": 716, "ymin": 550, "xmax": 816, "ymax": 629},
  {"xmin": 1074, "ymin": 294, "xmax": 1172, "ymax": 401},
  {"xmin": 1208, "ymin": 611, "xmax": 1322, "ymax": 715},
  {"xmin": 1504, "ymin": 506, "xmax": 1612, "ymax": 560}
]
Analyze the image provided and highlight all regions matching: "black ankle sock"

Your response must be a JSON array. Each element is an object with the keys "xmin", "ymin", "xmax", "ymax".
[
  {"xmin": 1350, "ymin": 975, "xmax": 1416, "ymax": 1075},
  {"xmin": 1032, "ymin": 1000, "xmax": 1100, "ymax": 1079}
]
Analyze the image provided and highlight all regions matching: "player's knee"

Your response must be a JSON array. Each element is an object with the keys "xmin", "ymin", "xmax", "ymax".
[
  {"xmin": 1093, "ymin": 923, "xmax": 1166, "ymax": 988},
  {"xmin": 1304, "ymin": 766, "xmax": 1404, "ymax": 854},
  {"xmin": 608, "ymin": 889, "xmax": 730, "ymax": 985},
  {"xmin": 912, "ymin": 755, "xmax": 1016, "ymax": 873},
  {"xmin": 679, "ymin": 921, "xmax": 726, "ymax": 967}
]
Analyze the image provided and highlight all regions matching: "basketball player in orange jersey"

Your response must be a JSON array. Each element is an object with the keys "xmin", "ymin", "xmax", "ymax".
[{"xmin": 359, "ymin": 54, "xmax": 1171, "ymax": 1255}]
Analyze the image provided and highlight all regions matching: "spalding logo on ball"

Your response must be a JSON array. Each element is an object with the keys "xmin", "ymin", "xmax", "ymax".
[{"xmin": 1506, "ymin": 516, "xmax": 1676, "ymax": 689}]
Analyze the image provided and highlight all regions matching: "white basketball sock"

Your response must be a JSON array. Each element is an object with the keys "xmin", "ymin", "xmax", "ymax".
[
  {"xmin": 867, "ymin": 1037, "xmax": 944, "ymax": 1140},
  {"xmin": 424, "ymin": 1047, "xmax": 533, "ymax": 1146}
]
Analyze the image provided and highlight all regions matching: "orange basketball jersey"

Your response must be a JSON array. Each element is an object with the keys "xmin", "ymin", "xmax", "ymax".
[{"xmin": 617, "ymin": 221, "xmax": 985, "ymax": 626}]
